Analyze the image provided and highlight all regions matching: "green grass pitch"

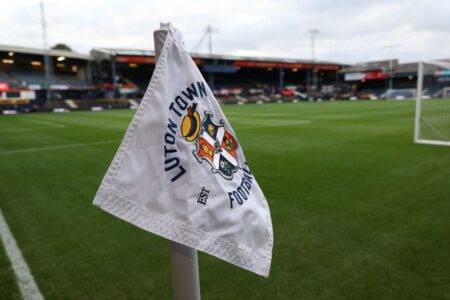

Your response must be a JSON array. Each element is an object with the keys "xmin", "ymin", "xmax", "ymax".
[{"xmin": 0, "ymin": 100, "xmax": 449, "ymax": 299}]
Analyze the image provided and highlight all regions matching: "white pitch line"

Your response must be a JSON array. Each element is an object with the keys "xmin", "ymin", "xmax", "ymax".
[
  {"xmin": 238, "ymin": 120, "xmax": 311, "ymax": 130},
  {"xmin": 0, "ymin": 208, "xmax": 44, "ymax": 300},
  {"xmin": 0, "ymin": 139, "xmax": 120, "ymax": 156},
  {"xmin": 0, "ymin": 128, "xmax": 39, "ymax": 133},
  {"xmin": 20, "ymin": 119, "xmax": 66, "ymax": 128}
]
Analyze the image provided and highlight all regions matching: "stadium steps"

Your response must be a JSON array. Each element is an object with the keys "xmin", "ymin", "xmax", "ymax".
[
  {"xmin": 2, "ymin": 71, "xmax": 22, "ymax": 86},
  {"xmin": 259, "ymin": 95, "xmax": 271, "ymax": 102},
  {"xmin": 65, "ymin": 99, "xmax": 78, "ymax": 109},
  {"xmin": 127, "ymin": 99, "xmax": 138, "ymax": 107},
  {"xmin": 235, "ymin": 95, "xmax": 247, "ymax": 103}
]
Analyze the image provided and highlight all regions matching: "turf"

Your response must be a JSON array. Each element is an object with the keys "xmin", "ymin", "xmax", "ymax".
[
  {"xmin": 0, "ymin": 100, "xmax": 449, "ymax": 299},
  {"xmin": 0, "ymin": 239, "xmax": 20, "ymax": 300}
]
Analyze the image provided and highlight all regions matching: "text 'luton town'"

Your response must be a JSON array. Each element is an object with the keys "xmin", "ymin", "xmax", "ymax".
[{"xmin": 163, "ymin": 81, "xmax": 207, "ymax": 182}]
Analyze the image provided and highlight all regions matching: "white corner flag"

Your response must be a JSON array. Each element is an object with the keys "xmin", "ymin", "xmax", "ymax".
[{"xmin": 93, "ymin": 23, "xmax": 273, "ymax": 277}]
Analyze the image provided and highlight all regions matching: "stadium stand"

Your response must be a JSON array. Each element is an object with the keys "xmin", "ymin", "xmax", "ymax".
[
  {"xmin": 10, "ymin": 69, "xmax": 48, "ymax": 86},
  {"xmin": 91, "ymin": 47, "xmax": 342, "ymax": 103},
  {"xmin": 0, "ymin": 70, "xmax": 12, "ymax": 82},
  {"xmin": 339, "ymin": 59, "xmax": 450, "ymax": 99},
  {"xmin": 2, "ymin": 43, "xmax": 450, "ymax": 114}
]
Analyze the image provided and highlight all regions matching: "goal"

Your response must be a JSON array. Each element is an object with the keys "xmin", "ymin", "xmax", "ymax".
[
  {"xmin": 443, "ymin": 87, "xmax": 450, "ymax": 98},
  {"xmin": 414, "ymin": 62, "xmax": 450, "ymax": 146}
]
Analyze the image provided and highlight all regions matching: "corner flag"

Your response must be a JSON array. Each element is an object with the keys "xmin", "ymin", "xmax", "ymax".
[{"xmin": 93, "ymin": 23, "xmax": 273, "ymax": 277}]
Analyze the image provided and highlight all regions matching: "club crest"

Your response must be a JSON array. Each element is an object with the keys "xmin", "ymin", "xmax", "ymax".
[{"xmin": 181, "ymin": 103, "xmax": 240, "ymax": 179}]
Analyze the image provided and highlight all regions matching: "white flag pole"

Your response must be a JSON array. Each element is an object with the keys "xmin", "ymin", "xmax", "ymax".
[{"xmin": 153, "ymin": 24, "xmax": 201, "ymax": 300}]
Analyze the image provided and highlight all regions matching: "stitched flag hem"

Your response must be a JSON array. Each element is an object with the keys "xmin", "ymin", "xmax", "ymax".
[{"xmin": 93, "ymin": 184, "xmax": 271, "ymax": 277}]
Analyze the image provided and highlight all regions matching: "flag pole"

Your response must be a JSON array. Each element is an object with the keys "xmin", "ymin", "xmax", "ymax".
[
  {"xmin": 170, "ymin": 241, "xmax": 201, "ymax": 300},
  {"xmin": 153, "ymin": 24, "xmax": 201, "ymax": 300}
]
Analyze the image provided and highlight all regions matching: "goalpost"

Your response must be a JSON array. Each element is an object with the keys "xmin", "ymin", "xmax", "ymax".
[{"xmin": 414, "ymin": 62, "xmax": 450, "ymax": 146}]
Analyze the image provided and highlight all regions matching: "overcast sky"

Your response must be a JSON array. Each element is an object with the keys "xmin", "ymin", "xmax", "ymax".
[{"xmin": 1, "ymin": 0, "xmax": 449, "ymax": 64}]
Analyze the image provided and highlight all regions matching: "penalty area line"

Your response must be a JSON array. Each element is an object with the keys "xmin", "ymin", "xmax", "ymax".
[{"xmin": 0, "ymin": 208, "xmax": 44, "ymax": 300}]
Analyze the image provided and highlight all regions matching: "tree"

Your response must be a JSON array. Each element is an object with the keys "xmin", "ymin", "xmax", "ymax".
[{"xmin": 51, "ymin": 43, "xmax": 72, "ymax": 51}]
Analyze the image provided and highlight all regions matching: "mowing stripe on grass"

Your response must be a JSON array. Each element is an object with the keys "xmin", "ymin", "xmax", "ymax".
[
  {"xmin": 0, "ymin": 208, "xmax": 44, "ymax": 300},
  {"xmin": 0, "ymin": 139, "xmax": 120, "ymax": 155}
]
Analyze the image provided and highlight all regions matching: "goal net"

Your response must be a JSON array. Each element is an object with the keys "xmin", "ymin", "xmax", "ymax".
[{"xmin": 414, "ymin": 61, "xmax": 450, "ymax": 146}]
